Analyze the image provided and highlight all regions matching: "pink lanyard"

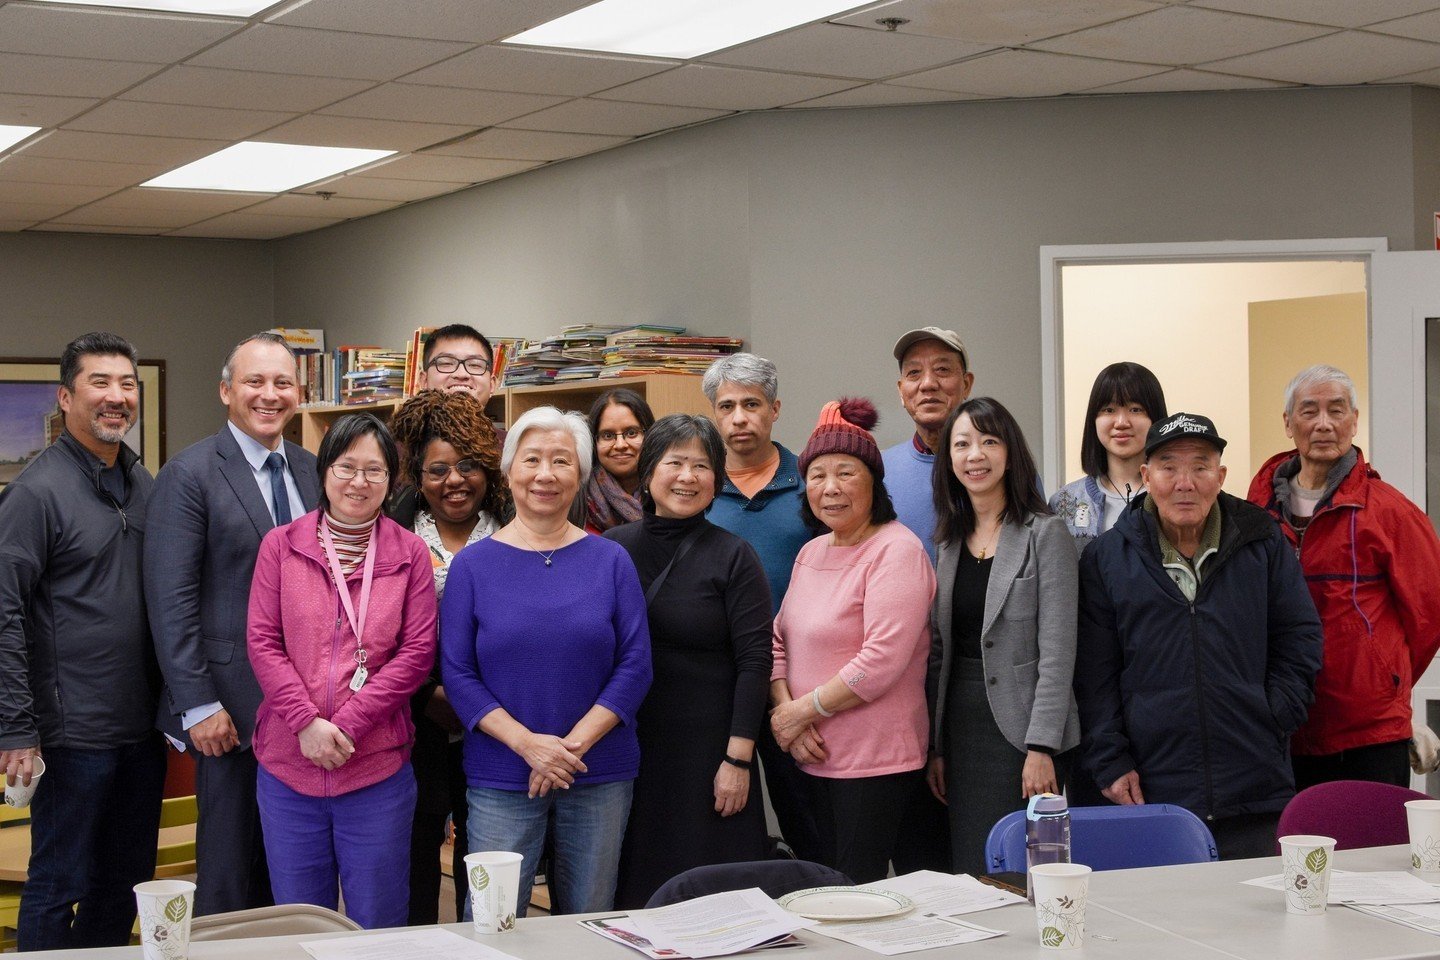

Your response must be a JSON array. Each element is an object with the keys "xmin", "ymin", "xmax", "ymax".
[{"xmin": 319, "ymin": 520, "xmax": 377, "ymax": 666}]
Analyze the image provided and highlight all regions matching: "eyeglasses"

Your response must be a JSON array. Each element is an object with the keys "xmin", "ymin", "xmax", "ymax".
[
  {"xmin": 423, "ymin": 459, "xmax": 483, "ymax": 481},
  {"xmin": 426, "ymin": 355, "xmax": 491, "ymax": 376},
  {"xmin": 598, "ymin": 427, "xmax": 644, "ymax": 445},
  {"xmin": 330, "ymin": 464, "xmax": 389, "ymax": 484}
]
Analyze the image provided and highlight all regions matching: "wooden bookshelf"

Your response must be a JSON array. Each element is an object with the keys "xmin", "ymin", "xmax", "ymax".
[{"xmin": 286, "ymin": 375, "xmax": 706, "ymax": 454}]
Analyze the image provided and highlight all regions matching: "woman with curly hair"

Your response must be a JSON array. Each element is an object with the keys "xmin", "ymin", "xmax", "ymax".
[{"xmin": 388, "ymin": 389, "xmax": 508, "ymax": 924}]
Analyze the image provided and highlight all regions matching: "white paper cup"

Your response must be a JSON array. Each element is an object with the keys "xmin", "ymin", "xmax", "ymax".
[
  {"xmin": 1031, "ymin": 862, "xmax": 1091, "ymax": 950},
  {"xmin": 1279, "ymin": 834, "xmax": 1336, "ymax": 915},
  {"xmin": 4, "ymin": 755, "xmax": 45, "ymax": 808},
  {"xmin": 465, "ymin": 850, "xmax": 523, "ymax": 934},
  {"xmin": 1407, "ymin": 799, "xmax": 1440, "ymax": 882},
  {"xmin": 134, "ymin": 879, "xmax": 195, "ymax": 960}
]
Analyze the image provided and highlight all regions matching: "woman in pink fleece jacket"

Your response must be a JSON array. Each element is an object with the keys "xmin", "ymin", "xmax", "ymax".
[
  {"xmin": 769, "ymin": 399, "xmax": 937, "ymax": 884},
  {"xmin": 247, "ymin": 414, "xmax": 436, "ymax": 929}
]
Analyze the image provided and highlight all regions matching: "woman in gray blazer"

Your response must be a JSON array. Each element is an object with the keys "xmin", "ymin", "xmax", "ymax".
[{"xmin": 924, "ymin": 397, "xmax": 1081, "ymax": 876}]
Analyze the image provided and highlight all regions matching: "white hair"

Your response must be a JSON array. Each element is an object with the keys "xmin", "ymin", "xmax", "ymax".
[
  {"xmin": 702, "ymin": 353, "xmax": 778, "ymax": 404},
  {"xmin": 501, "ymin": 406, "xmax": 593, "ymax": 483},
  {"xmin": 1283, "ymin": 364, "xmax": 1357, "ymax": 418}
]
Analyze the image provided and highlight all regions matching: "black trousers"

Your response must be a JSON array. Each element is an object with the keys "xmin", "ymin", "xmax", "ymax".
[
  {"xmin": 757, "ymin": 728, "xmax": 823, "ymax": 862},
  {"xmin": 806, "ymin": 769, "xmax": 924, "ymax": 884},
  {"xmin": 1210, "ymin": 811, "xmax": 1282, "ymax": 860},
  {"xmin": 408, "ymin": 720, "xmax": 469, "ymax": 925},
  {"xmin": 195, "ymin": 746, "xmax": 273, "ymax": 916},
  {"xmin": 1292, "ymin": 739, "xmax": 1411, "ymax": 792}
]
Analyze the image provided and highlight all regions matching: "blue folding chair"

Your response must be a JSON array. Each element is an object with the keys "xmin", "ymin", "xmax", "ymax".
[{"xmin": 985, "ymin": 804, "xmax": 1219, "ymax": 873}]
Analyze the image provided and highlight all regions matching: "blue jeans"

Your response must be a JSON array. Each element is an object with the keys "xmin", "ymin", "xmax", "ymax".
[
  {"xmin": 466, "ymin": 779, "xmax": 633, "ymax": 917},
  {"xmin": 256, "ymin": 764, "xmax": 416, "ymax": 930},
  {"xmin": 18, "ymin": 735, "xmax": 166, "ymax": 952}
]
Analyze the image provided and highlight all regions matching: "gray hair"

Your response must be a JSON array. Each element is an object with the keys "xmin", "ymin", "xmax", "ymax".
[
  {"xmin": 701, "ymin": 352, "xmax": 779, "ymax": 404},
  {"xmin": 502, "ymin": 405, "xmax": 593, "ymax": 483},
  {"xmin": 222, "ymin": 332, "xmax": 296, "ymax": 385},
  {"xmin": 1283, "ymin": 364, "xmax": 1358, "ymax": 418}
]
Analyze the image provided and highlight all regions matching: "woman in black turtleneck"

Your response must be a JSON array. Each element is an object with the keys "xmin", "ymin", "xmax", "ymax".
[{"xmin": 604, "ymin": 415, "xmax": 774, "ymax": 909}]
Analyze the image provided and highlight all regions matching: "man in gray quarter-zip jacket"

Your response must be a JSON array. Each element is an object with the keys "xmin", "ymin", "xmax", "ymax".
[{"xmin": 0, "ymin": 332, "xmax": 165, "ymax": 952}]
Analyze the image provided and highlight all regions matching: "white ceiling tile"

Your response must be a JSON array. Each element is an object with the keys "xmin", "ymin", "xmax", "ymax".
[
  {"xmin": 403, "ymin": 46, "xmax": 675, "ymax": 97},
  {"xmin": 893, "ymin": 49, "xmax": 1164, "ymax": 96},
  {"xmin": 189, "ymin": 24, "xmax": 470, "ymax": 81},
  {"xmin": 0, "ymin": 92, "xmax": 98, "ymax": 127},
  {"xmin": 1376, "ymin": 64, "xmax": 1440, "ymax": 84},
  {"xmin": 1193, "ymin": 0, "xmax": 1440, "ymax": 29},
  {"xmin": 17, "ymin": 130, "xmax": 224, "ymax": 166},
  {"xmin": 1082, "ymin": 67, "xmax": 1297, "ymax": 93},
  {"xmin": 0, "ymin": 52, "xmax": 161, "ymax": 98},
  {"xmin": 429, "ymin": 128, "xmax": 630, "ymax": 161},
  {"xmin": 0, "ymin": 180, "xmax": 113, "ymax": 206},
  {"xmin": 1033, "ymin": 6, "xmax": 1333, "ymax": 64},
  {"xmin": 782, "ymin": 82, "xmax": 990, "ymax": 107},
  {"xmin": 832, "ymin": 0, "xmax": 1165, "ymax": 45},
  {"xmin": 306, "ymin": 174, "xmax": 472, "ymax": 202},
  {"xmin": 242, "ymin": 193, "xmax": 403, "ymax": 218},
  {"xmin": 1202, "ymin": 29, "xmax": 1440, "ymax": 83},
  {"xmin": 269, "ymin": 0, "xmax": 593, "ymax": 43},
  {"xmin": 51, "ymin": 189, "xmax": 262, "ymax": 228},
  {"xmin": 353, "ymin": 154, "xmax": 540, "ymax": 183},
  {"xmin": 0, "ymin": 155, "xmax": 158, "ymax": 187},
  {"xmin": 30, "ymin": 222, "xmax": 165, "ymax": 234},
  {"xmin": 257, "ymin": 114, "xmax": 474, "ymax": 152},
  {"xmin": 169, "ymin": 211, "xmax": 342, "ymax": 238},
  {"xmin": 594, "ymin": 65, "xmax": 856, "ymax": 110},
  {"xmin": 0, "ymin": 219, "xmax": 35, "ymax": 231},
  {"xmin": 709, "ymin": 23, "xmax": 996, "ymax": 80},
  {"xmin": 319, "ymin": 83, "xmax": 564, "ymax": 126},
  {"xmin": 63, "ymin": 100, "xmax": 295, "ymax": 141},
  {"xmin": 0, "ymin": 199, "xmax": 77, "ymax": 220},
  {"xmin": 120, "ymin": 66, "xmax": 372, "ymax": 113},
  {"xmin": 0, "ymin": 5, "xmax": 242, "ymax": 63},
  {"xmin": 1367, "ymin": 9, "xmax": 1440, "ymax": 42},
  {"xmin": 503, "ymin": 98, "xmax": 731, "ymax": 136}
]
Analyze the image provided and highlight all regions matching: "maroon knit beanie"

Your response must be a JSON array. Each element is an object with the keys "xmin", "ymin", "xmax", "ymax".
[{"xmin": 798, "ymin": 397, "xmax": 883, "ymax": 479}]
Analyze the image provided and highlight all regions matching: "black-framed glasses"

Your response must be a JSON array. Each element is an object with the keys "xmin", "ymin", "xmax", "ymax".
[
  {"xmin": 423, "ymin": 458, "xmax": 483, "ymax": 481},
  {"xmin": 330, "ymin": 464, "xmax": 389, "ymax": 484},
  {"xmin": 426, "ymin": 355, "xmax": 491, "ymax": 376},
  {"xmin": 598, "ymin": 427, "xmax": 644, "ymax": 445}
]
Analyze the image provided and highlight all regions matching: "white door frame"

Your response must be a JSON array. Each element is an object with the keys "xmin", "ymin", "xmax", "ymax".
[{"xmin": 1038, "ymin": 237, "xmax": 1389, "ymax": 495}]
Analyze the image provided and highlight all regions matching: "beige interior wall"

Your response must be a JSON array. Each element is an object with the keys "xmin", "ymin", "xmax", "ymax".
[
  {"xmin": 1247, "ymin": 292, "xmax": 1369, "ymax": 472},
  {"xmin": 1061, "ymin": 260, "xmax": 1367, "ymax": 495}
]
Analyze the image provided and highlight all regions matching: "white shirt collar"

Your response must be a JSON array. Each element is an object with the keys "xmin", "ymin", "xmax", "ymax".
[{"xmin": 227, "ymin": 420, "xmax": 284, "ymax": 472}]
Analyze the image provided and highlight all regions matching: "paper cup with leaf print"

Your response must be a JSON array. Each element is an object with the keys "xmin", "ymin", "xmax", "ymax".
[
  {"xmin": 134, "ymin": 879, "xmax": 194, "ymax": 960},
  {"xmin": 1031, "ymin": 862, "xmax": 1091, "ymax": 950},
  {"xmin": 465, "ymin": 850, "xmax": 523, "ymax": 934},
  {"xmin": 1279, "ymin": 835, "xmax": 1336, "ymax": 914},
  {"xmin": 4, "ymin": 754, "xmax": 44, "ymax": 808},
  {"xmin": 1406, "ymin": 799, "xmax": 1440, "ymax": 882}
]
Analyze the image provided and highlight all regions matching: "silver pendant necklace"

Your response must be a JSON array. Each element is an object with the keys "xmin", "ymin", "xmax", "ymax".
[{"xmin": 513, "ymin": 522, "xmax": 563, "ymax": 567}]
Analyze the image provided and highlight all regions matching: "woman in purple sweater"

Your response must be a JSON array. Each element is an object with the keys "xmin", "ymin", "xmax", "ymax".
[{"xmin": 440, "ymin": 405, "xmax": 652, "ymax": 916}]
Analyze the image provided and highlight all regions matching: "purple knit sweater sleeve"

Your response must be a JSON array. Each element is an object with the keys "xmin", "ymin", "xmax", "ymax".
[{"xmin": 440, "ymin": 536, "xmax": 652, "ymax": 790}]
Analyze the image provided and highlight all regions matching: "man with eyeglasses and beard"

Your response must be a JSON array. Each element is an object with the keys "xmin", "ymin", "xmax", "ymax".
[{"xmin": 0, "ymin": 332, "xmax": 165, "ymax": 950}]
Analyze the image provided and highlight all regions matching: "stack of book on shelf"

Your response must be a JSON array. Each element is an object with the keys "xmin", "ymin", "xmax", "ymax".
[
  {"xmin": 270, "ymin": 328, "xmax": 333, "ymax": 406},
  {"xmin": 502, "ymin": 324, "xmax": 743, "ymax": 386},
  {"xmin": 342, "ymin": 348, "xmax": 406, "ymax": 405}
]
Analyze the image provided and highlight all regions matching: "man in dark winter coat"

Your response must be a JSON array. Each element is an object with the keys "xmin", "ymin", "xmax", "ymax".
[{"xmin": 1075, "ymin": 412, "xmax": 1323, "ymax": 859}]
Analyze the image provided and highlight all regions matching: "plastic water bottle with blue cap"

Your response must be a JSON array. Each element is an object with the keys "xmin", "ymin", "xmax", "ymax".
[{"xmin": 1025, "ymin": 793, "xmax": 1071, "ymax": 904}]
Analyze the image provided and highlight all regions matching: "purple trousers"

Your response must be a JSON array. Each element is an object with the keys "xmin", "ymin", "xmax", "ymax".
[{"xmin": 256, "ymin": 763, "xmax": 416, "ymax": 929}]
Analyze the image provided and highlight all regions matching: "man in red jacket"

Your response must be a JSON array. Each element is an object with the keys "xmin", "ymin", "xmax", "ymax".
[{"xmin": 1249, "ymin": 364, "xmax": 1440, "ymax": 789}]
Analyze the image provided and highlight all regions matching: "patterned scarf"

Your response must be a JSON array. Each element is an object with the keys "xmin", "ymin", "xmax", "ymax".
[{"xmin": 584, "ymin": 466, "xmax": 643, "ymax": 532}]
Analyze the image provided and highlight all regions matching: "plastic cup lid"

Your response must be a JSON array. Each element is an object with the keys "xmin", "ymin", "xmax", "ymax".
[{"xmin": 1027, "ymin": 792, "xmax": 1069, "ymax": 819}]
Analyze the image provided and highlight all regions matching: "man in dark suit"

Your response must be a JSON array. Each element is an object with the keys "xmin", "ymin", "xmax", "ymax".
[{"xmin": 145, "ymin": 332, "xmax": 320, "ymax": 915}]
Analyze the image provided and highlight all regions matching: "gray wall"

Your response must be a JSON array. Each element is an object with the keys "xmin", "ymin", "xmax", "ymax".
[
  {"xmin": 274, "ymin": 85, "xmax": 1432, "ymax": 451},
  {"xmin": 0, "ymin": 233, "xmax": 273, "ymax": 455}
]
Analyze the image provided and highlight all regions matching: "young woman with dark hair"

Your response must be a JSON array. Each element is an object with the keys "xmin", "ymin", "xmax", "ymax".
[
  {"xmin": 572, "ymin": 388, "xmax": 657, "ymax": 533},
  {"xmin": 925, "ymin": 397, "xmax": 1081, "ymax": 876}
]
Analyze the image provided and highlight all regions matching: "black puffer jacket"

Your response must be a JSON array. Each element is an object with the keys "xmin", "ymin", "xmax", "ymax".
[
  {"xmin": 1074, "ymin": 492, "xmax": 1322, "ymax": 820},
  {"xmin": 0, "ymin": 431, "xmax": 159, "ymax": 749}
]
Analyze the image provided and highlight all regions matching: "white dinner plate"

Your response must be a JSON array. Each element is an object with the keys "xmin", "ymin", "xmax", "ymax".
[{"xmin": 777, "ymin": 886, "xmax": 915, "ymax": 921}]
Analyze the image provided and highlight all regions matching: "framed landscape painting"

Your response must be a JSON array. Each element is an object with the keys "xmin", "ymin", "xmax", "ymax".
[{"xmin": 0, "ymin": 357, "xmax": 166, "ymax": 489}]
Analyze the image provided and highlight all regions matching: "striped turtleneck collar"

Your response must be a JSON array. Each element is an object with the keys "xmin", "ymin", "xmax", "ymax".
[{"xmin": 321, "ymin": 511, "xmax": 378, "ymax": 574}]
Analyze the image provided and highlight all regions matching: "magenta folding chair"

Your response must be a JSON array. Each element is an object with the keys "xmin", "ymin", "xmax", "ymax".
[{"xmin": 1276, "ymin": 780, "xmax": 1430, "ymax": 851}]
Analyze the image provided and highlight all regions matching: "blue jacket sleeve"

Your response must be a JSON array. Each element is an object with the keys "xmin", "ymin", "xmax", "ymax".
[
  {"xmin": 1264, "ymin": 529, "xmax": 1324, "ymax": 734},
  {"xmin": 1073, "ymin": 542, "xmax": 1135, "ymax": 792},
  {"xmin": 596, "ymin": 549, "xmax": 652, "ymax": 727},
  {"xmin": 439, "ymin": 552, "xmax": 498, "ymax": 733}
]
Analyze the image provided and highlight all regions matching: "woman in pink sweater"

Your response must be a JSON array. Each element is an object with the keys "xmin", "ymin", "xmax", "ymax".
[
  {"xmin": 770, "ymin": 399, "xmax": 937, "ymax": 883},
  {"xmin": 247, "ymin": 414, "xmax": 436, "ymax": 928}
]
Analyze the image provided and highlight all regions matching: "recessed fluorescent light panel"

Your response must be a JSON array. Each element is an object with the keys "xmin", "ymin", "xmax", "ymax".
[
  {"xmin": 22, "ymin": 0, "xmax": 277, "ymax": 15},
  {"xmin": 0, "ymin": 125, "xmax": 41, "ymax": 153},
  {"xmin": 143, "ymin": 142, "xmax": 394, "ymax": 193},
  {"xmin": 504, "ymin": 0, "xmax": 870, "ymax": 59}
]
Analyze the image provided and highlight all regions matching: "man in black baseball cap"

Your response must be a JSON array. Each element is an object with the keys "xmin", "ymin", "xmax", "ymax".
[{"xmin": 1074, "ymin": 410, "xmax": 1322, "ymax": 860}]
